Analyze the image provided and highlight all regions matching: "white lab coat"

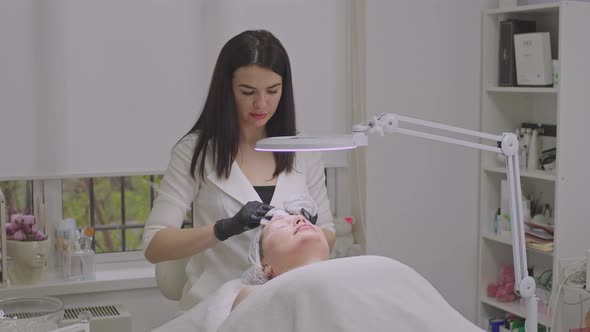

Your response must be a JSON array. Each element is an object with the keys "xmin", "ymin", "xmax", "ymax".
[{"xmin": 143, "ymin": 133, "xmax": 335, "ymax": 310}]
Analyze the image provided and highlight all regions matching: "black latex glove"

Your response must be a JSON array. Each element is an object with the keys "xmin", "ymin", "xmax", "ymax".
[
  {"xmin": 300, "ymin": 208, "xmax": 318, "ymax": 225},
  {"xmin": 214, "ymin": 201, "xmax": 274, "ymax": 241}
]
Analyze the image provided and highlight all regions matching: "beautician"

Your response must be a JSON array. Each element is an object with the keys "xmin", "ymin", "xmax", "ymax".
[{"xmin": 143, "ymin": 30, "xmax": 335, "ymax": 310}]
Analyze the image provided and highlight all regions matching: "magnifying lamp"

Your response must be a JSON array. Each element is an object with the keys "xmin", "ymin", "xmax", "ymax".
[{"xmin": 256, "ymin": 112, "xmax": 539, "ymax": 332}]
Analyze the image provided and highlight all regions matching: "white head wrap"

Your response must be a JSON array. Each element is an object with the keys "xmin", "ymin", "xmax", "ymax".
[{"xmin": 241, "ymin": 193, "xmax": 318, "ymax": 285}]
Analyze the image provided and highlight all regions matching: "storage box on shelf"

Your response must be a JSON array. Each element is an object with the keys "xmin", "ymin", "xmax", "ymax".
[{"xmin": 478, "ymin": 1, "xmax": 590, "ymax": 329}]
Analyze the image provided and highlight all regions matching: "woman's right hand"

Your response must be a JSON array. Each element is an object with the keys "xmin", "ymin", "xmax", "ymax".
[{"xmin": 214, "ymin": 201, "xmax": 273, "ymax": 241}]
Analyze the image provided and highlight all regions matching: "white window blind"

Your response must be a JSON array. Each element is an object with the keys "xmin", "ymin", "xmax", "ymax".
[
  {"xmin": 33, "ymin": 0, "xmax": 203, "ymax": 178},
  {"xmin": 0, "ymin": 0, "xmax": 350, "ymax": 179},
  {"xmin": 0, "ymin": 0, "xmax": 37, "ymax": 180}
]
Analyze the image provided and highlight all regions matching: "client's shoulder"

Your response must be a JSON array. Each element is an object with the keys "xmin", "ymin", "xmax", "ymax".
[
  {"xmin": 231, "ymin": 285, "xmax": 258, "ymax": 312},
  {"xmin": 300, "ymin": 255, "xmax": 416, "ymax": 278},
  {"xmin": 332, "ymin": 255, "xmax": 415, "ymax": 272}
]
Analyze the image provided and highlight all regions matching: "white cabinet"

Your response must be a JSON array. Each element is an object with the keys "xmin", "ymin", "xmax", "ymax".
[{"xmin": 478, "ymin": 1, "xmax": 590, "ymax": 330}]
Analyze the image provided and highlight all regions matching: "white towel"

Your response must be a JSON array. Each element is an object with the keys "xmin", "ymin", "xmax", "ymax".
[{"xmin": 219, "ymin": 256, "xmax": 484, "ymax": 332}]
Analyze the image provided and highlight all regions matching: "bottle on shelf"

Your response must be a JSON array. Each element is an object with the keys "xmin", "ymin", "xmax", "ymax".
[
  {"xmin": 493, "ymin": 208, "xmax": 501, "ymax": 236},
  {"xmin": 523, "ymin": 128, "xmax": 532, "ymax": 170},
  {"xmin": 500, "ymin": 180, "xmax": 511, "ymax": 238},
  {"xmin": 527, "ymin": 128, "xmax": 541, "ymax": 172},
  {"xmin": 516, "ymin": 128, "xmax": 527, "ymax": 170}
]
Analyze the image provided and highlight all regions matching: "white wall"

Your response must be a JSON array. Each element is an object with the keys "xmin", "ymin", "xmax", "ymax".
[
  {"xmin": 198, "ymin": 0, "xmax": 351, "ymax": 167},
  {"xmin": 365, "ymin": 0, "xmax": 483, "ymax": 322}
]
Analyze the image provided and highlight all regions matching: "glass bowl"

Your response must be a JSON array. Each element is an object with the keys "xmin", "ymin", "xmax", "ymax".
[{"xmin": 0, "ymin": 297, "xmax": 64, "ymax": 332}]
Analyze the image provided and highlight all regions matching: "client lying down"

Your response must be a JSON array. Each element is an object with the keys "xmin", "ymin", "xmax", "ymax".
[
  {"xmin": 221, "ymin": 210, "xmax": 484, "ymax": 332},
  {"xmin": 155, "ymin": 195, "xmax": 483, "ymax": 332}
]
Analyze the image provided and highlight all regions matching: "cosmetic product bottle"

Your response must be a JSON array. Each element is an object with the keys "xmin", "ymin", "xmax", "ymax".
[
  {"xmin": 517, "ymin": 129, "xmax": 526, "ymax": 169},
  {"xmin": 527, "ymin": 128, "xmax": 540, "ymax": 171},
  {"xmin": 523, "ymin": 198, "xmax": 531, "ymax": 222},
  {"xmin": 493, "ymin": 208, "xmax": 501, "ymax": 236},
  {"xmin": 552, "ymin": 60, "xmax": 559, "ymax": 87},
  {"xmin": 523, "ymin": 128, "xmax": 532, "ymax": 169},
  {"xmin": 500, "ymin": 180, "xmax": 512, "ymax": 239}
]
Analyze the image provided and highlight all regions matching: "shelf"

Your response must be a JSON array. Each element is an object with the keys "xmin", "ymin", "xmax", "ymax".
[
  {"xmin": 486, "ymin": 3, "xmax": 560, "ymax": 15},
  {"xmin": 480, "ymin": 290, "xmax": 551, "ymax": 326},
  {"xmin": 483, "ymin": 166, "xmax": 557, "ymax": 182},
  {"xmin": 486, "ymin": 86, "xmax": 558, "ymax": 94},
  {"xmin": 482, "ymin": 233, "xmax": 553, "ymax": 257}
]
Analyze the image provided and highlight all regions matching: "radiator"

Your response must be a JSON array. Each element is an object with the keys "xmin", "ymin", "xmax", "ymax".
[{"xmin": 60, "ymin": 304, "xmax": 131, "ymax": 332}]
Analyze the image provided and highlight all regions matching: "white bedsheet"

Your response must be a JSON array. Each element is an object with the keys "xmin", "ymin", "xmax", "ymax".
[
  {"xmin": 152, "ymin": 278, "xmax": 243, "ymax": 332},
  {"xmin": 219, "ymin": 255, "xmax": 484, "ymax": 332}
]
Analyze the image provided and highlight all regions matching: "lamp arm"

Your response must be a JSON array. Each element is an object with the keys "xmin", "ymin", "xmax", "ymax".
[
  {"xmin": 353, "ymin": 113, "xmax": 504, "ymax": 149},
  {"xmin": 506, "ymin": 154, "xmax": 538, "ymax": 332},
  {"xmin": 354, "ymin": 113, "xmax": 538, "ymax": 331}
]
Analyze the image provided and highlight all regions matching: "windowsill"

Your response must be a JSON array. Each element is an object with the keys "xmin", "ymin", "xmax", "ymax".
[{"xmin": 0, "ymin": 260, "xmax": 157, "ymax": 298}]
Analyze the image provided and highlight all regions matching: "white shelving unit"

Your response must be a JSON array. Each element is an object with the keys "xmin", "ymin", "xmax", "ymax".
[
  {"xmin": 480, "ymin": 291, "xmax": 552, "ymax": 326},
  {"xmin": 483, "ymin": 166, "xmax": 557, "ymax": 182},
  {"xmin": 478, "ymin": 1, "xmax": 590, "ymax": 330},
  {"xmin": 486, "ymin": 85, "xmax": 559, "ymax": 94},
  {"xmin": 482, "ymin": 234, "xmax": 553, "ymax": 257}
]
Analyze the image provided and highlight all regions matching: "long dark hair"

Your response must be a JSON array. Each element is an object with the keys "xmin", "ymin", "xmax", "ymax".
[{"xmin": 186, "ymin": 30, "xmax": 296, "ymax": 180}]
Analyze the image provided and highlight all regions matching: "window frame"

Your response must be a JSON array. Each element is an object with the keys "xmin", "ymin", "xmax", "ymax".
[
  {"xmin": 5, "ymin": 167, "xmax": 344, "ymax": 265},
  {"xmin": 43, "ymin": 175, "xmax": 177, "ymax": 264},
  {"xmin": 62, "ymin": 176, "xmax": 154, "ymax": 254}
]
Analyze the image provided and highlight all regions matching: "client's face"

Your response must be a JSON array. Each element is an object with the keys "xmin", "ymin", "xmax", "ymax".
[{"xmin": 260, "ymin": 214, "xmax": 329, "ymax": 278}]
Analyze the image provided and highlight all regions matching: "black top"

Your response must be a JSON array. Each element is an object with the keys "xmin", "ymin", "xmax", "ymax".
[{"xmin": 253, "ymin": 185, "xmax": 276, "ymax": 205}]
